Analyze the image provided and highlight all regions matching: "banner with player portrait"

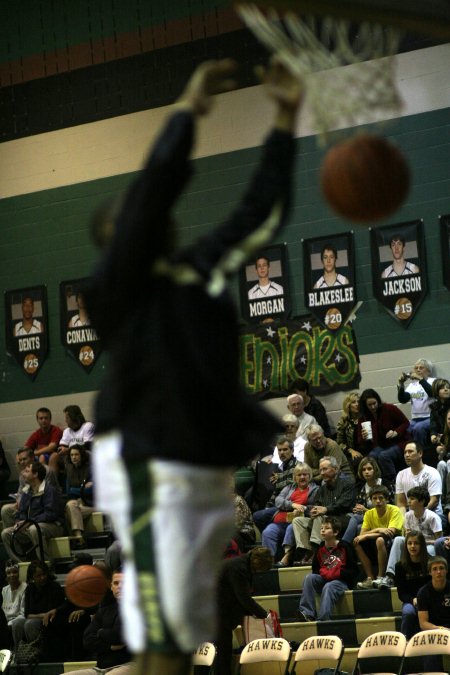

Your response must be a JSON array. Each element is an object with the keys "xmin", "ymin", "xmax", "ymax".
[
  {"xmin": 239, "ymin": 314, "xmax": 360, "ymax": 400},
  {"xmin": 303, "ymin": 232, "xmax": 356, "ymax": 331},
  {"xmin": 60, "ymin": 279, "xmax": 101, "ymax": 372},
  {"xmin": 240, "ymin": 244, "xmax": 290, "ymax": 324},
  {"xmin": 4, "ymin": 285, "xmax": 48, "ymax": 380},
  {"xmin": 371, "ymin": 220, "xmax": 426, "ymax": 328},
  {"xmin": 440, "ymin": 214, "xmax": 450, "ymax": 291}
]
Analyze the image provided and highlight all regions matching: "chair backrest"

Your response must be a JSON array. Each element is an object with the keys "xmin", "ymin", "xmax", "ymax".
[
  {"xmin": 192, "ymin": 642, "xmax": 216, "ymax": 667},
  {"xmin": 0, "ymin": 650, "xmax": 12, "ymax": 673},
  {"xmin": 353, "ymin": 631, "xmax": 406, "ymax": 675},
  {"xmin": 238, "ymin": 637, "xmax": 291, "ymax": 675},
  {"xmin": 293, "ymin": 635, "xmax": 344, "ymax": 675},
  {"xmin": 404, "ymin": 628, "xmax": 450, "ymax": 659}
]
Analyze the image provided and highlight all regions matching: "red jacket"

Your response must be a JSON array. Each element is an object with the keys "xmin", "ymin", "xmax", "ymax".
[{"xmin": 357, "ymin": 403, "xmax": 410, "ymax": 451}]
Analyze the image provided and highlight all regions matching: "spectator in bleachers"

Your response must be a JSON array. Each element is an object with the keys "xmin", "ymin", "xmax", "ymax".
[
  {"xmin": 1, "ymin": 462, "xmax": 65, "ymax": 562},
  {"xmin": 64, "ymin": 444, "xmax": 94, "ymax": 549},
  {"xmin": 354, "ymin": 485, "xmax": 403, "ymax": 589},
  {"xmin": 356, "ymin": 388, "xmax": 410, "ymax": 483},
  {"xmin": 380, "ymin": 486, "xmax": 441, "ymax": 590},
  {"xmin": 417, "ymin": 557, "xmax": 450, "ymax": 671},
  {"xmin": 232, "ymin": 483, "xmax": 256, "ymax": 552},
  {"xmin": 215, "ymin": 547, "xmax": 273, "ymax": 675},
  {"xmin": 304, "ymin": 424, "xmax": 355, "ymax": 483},
  {"xmin": 15, "ymin": 560, "xmax": 65, "ymax": 648},
  {"xmin": 296, "ymin": 516, "xmax": 358, "ymax": 622},
  {"xmin": 0, "ymin": 440, "xmax": 11, "ymax": 500},
  {"xmin": 397, "ymin": 359, "xmax": 434, "ymax": 449},
  {"xmin": 430, "ymin": 379, "xmax": 450, "ymax": 451},
  {"xmin": 395, "ymin": 442, "xmax": 444, "ymax": 531},
  {"xmin": 286, "ymin": 394, "xmax": 316, "ymax": 439},
  {"xmin": 0, "ymin": 560, "xmax": 27, "ymax": 648},
  {"xmin": 68, "ymin": 569, "xmax": 132, "ymax": 675},
  {"xmin": 252, "ymin": 437, "xmax": 298, "ymax": 533},
  {"xmin": 261, "ymin": 463, "xmax": 318, "ymax": 564},
  {"xmin": 290, "ymin": 379, "xmax": 331, "ymax": 437},
  {"xmin": 271, "ymin": 414, "xmax": 306, "ymax": 464},
  {"xmin": 436, "ymin": 409, "xmax": 450, "ymax": 495},
  {"xmin": 24, "ymin": 407, "xmax": 62, "ymax": 465},
  {"xmin": 1, "ymin": 448, "xmax": 60, "ymax": 530},
  {"xmin": 395, "ymin": 530, "xmax": 430, "ymax": 639},
  {"xmin": 291, "ymin": 456, "xmax": 355, "ymax": 565},
  {"xmin": 342, "ymin": 457, "xmax": 395, "ymax": 544},
  {"xmin": 336, "ymin": 392, "xmax": 362, "ymax": 475},
  {"xmin": 49, "ymin": 405, "xmax": 94, "ymax": 473}
]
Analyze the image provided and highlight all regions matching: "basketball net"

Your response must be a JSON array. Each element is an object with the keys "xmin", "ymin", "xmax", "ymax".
[{"xmin": 237, "ymin": 4, "xmax": 403, "ymax": 143}]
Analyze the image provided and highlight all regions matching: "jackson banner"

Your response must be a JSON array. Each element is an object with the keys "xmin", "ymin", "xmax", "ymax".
[
  {"xmin": 303, "ymin": 232, "xmax": 356, "ymax": 331},
  {"xmin": 60, "ymin": 279, "xmax": 101, "ymax": 372},
  {"xmin": 4, "ymin": 285, "xmax": 48, "ymax": 380},
  {"xmin": 371, "ymin": 219, "xmax": 426, "ymax": 328},
  {"xmin": 240, "ymin": 243, "xmax": 290, "ymax": 324},
  {"xmin": 440, "ymin": 214, "xmax": 450, "ymax": 291},
  {"xmin": 240, "ymin": 315, "xmax": 360, "ymax": 400}
]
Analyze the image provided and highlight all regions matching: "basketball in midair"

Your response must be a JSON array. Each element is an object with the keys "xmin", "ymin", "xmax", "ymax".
[
  {"xmin": 320, "ymin": 133, "xmax": 410, "ymax": 223},
  {"xmin": 65, "ymin": 565, "xmax": 108, "ymax": 607}
]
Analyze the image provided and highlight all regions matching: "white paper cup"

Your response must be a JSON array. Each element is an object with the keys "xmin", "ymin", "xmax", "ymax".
[{"xmin": 361, "ymin": 420, "xmax": 373, "ymax": 440}]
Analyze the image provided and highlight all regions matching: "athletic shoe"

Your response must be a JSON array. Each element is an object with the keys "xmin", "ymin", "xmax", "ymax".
[
  {"xmin": 357, "ymin": 577, "xmax": 374, "ymax": 589},
  {"xmin": 372, "ymin": 576, "xmax": 385, "ymax": 588},
  {"xmin": 296, "ymin": 609, "xmax": 314, "ymax": 622},
  {"xmin": 379, "ymin": 575, "xmax": 394, "ymax": 589}
]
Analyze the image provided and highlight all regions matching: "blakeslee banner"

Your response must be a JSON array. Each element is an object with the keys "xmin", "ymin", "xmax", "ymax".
[
  {"xmin": 239, "ymin": 315, "xmax": 361, "ymax": 400},
  {"xmin": 4, "ymin": 285, "xmax": 48, "ymax": 380},
  {"xmin": 60, "ymin": 279, "xmax": 101, "ymax": 372},
  {"xmin": 303, "ymin": 232, "xmax": 356, "ymax": 331},
  {"xmin": 371, "ymin": 219, "xmax": 426, "ymax": 328}
]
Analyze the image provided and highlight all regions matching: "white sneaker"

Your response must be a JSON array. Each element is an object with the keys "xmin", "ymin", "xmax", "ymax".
[
  {"xmin": 372, "ymin": 576, "xmax": 385, "ymax": 588},
  {"xmin": 379, "ymin": 575, "xmax": 394, "ymax": 589},
  {"xmin": 357, "ymin": 577, "xmax": 374, "ymax": 589}
]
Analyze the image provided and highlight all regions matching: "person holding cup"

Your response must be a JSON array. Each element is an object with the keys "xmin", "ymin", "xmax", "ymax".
[{"xmin": 356, "ymin": 388, "xmax": 410, "ymax": 483}]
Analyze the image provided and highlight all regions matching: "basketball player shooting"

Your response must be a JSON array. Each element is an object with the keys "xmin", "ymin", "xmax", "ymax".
[{"xmin": 86, "ymin": 58, "xmax": 303, "ymax": 675}]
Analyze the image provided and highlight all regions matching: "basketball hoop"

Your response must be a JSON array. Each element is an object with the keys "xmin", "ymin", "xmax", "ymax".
[{"xmin": 236, "ymin": 3, "xmax": 403, "ymax": 142}]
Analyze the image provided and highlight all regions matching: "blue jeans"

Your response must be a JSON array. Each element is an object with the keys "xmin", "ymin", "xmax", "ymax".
[
  {"xmin": 368, "ymin": 445, "xmax": 404, "ymax": 482},
  {"xmin": 261, "ymin": 522, "xmax": 289, "ymax": 556},
  {"xmin": 409, "ymin": 418, "xmax": 430, "ymax": 448},
  {"xmin": 341, "ymin": 513, "xmax": 363, "ymax": 544},
  {"xmin": 253, "ymin": 507, "xmax": 277, "ymax": 533},
  {"xmin": 434, "ymin": 536, "xmax": 450, "ymax": 561},
  {"xmin": 401, "ymin": 602, "xmax": 420, "ymax": 639},
  {"xmin": 298, "ymin": 573, "xmax": 348, "ymax": 621}
]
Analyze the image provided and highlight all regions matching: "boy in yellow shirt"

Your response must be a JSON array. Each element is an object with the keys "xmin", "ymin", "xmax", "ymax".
[{"xmin": 353, "ymin": 484, "xmax": 404, "ymax": 588}]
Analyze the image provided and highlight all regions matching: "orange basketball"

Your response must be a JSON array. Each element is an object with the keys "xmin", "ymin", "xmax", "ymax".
[
  {"xmin": 320, "ymin": 133, "xmax": 410, "ymax": 223},
  {"xmin": 65, "ymin": 565, "xmax": 108, "ymax": 607}
]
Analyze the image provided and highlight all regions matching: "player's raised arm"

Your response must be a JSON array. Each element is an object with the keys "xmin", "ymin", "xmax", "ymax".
[{"xmin": 257, "ymin": 57, "xmax": 305, "ymax": 132}]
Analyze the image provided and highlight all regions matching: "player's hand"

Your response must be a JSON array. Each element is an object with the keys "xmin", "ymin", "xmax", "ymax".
[
  {"xmin": 386, "ymin": 430, "xmax": 397, "ymax": 439},
  {"xmin": 256, "ymin": 57, "xmax": 304, "ymax": 112},
  {"xmin": 177, "ymin": 59, "xmax": 237, "ymax": 115}
]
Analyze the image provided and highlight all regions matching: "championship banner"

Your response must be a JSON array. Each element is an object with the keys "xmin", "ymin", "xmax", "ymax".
[
  {"xmin": 303, "ymin": 233, "xmax": 356, "ymax": 331},
  {"xmin": 60, "ymin": 279, "xmax": 101, "ymax": 372},
  {"xmin": 370, "ymin": 220, "xmax": 426, "ymax": 328},
  {"xmin": 440, "ymin": 214, "xmax": 450, "ymax": 291},
  {"xmin": 240, "ymin": 315, "xmax": 360, "ymax": 400},
  {"xmin": 4, "ymin": 285, "xmax": 48, "ymax": 380},
  {"xmin": 240, "ymin": 243, "xmax": 290, "ymax": 324}
]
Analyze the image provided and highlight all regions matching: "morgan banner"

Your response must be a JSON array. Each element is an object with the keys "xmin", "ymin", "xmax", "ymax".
[
  {"xmin": 239, "ymin": 315, "xmax": 360, "ymax": 400},
  {"xmin": 4, "ymin": 285, "xmax": 48, "ymax": 380},
  {"xmin": 240, "ymin": 243, "xmax": 290, "ymax": 324},
  {"xmin": 60, "ymin": 279, "xmax": 101, "ymax": 372},
  {"xmin": 370, "ymin": 219, "xmax": 426, "ymax": 328}
]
